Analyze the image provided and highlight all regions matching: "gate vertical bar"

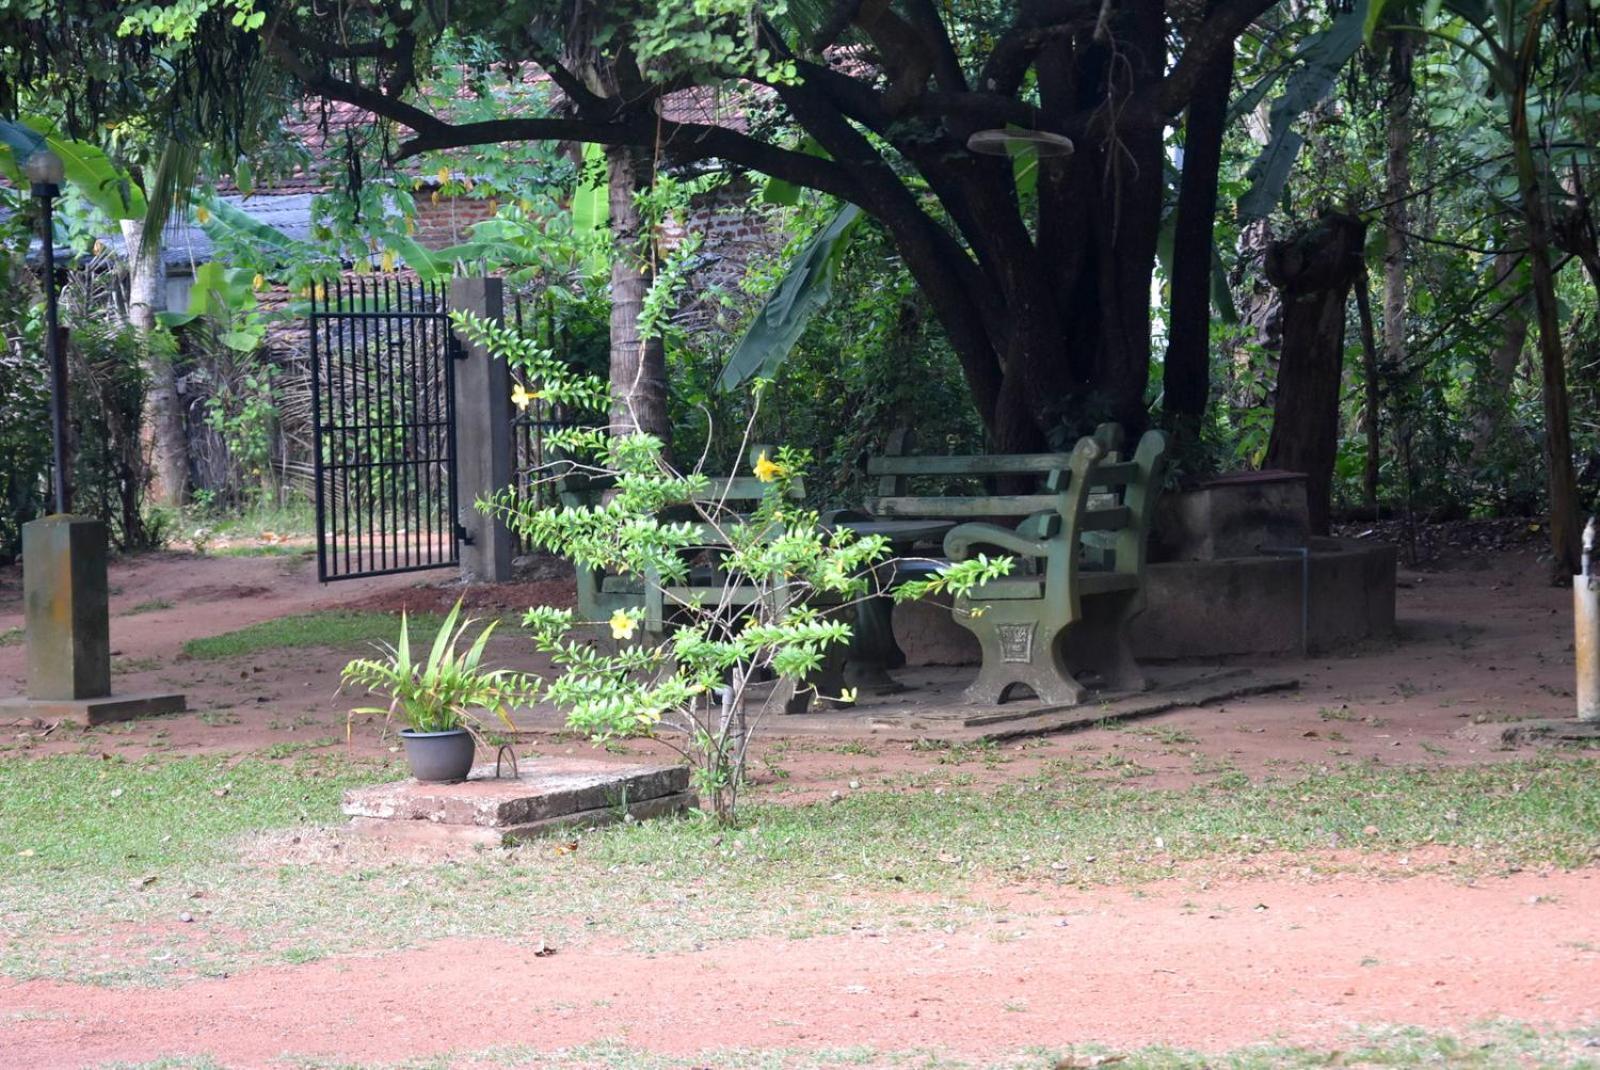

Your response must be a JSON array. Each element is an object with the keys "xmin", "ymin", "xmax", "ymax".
[{"xmin": 309, "ymin": 283, "xmax": 329, "ymax": 582}]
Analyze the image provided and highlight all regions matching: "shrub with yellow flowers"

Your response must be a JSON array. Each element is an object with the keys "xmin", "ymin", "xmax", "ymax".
[{"xmin": 454, "ymin": 310, "xmax": 1009, "ymax": 821}]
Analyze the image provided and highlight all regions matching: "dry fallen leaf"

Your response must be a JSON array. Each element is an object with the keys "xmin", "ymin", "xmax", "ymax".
[
  {"xmin": 1055, "ymin": 1056, "xmax": 1126, "ymax": 1069},
  {"xmin": 532, "ymin": 940, "xmax": 556, "ymax": 957}
]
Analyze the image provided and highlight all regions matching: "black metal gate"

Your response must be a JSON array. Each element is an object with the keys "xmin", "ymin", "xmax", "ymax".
[{"xmin": 308, "ymin": 278, "xmax": 460, "ymax": 582}]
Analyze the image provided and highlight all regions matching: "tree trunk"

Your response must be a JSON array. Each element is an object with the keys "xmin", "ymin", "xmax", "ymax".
[
  {"xmin": 852, "ymin": 1, "xmax": 1172, "ymax": 452},
  {"xmin": 604, "ymin": 144, "xmax": 671, "ymax": 445},
  {"xmin": 1163, "ymin": 15, "xmax": 1236, "ymax": 429},
  {"xmin": 1381, "ymin": 33, "xmax": 1413, "ymax": 534},
  {"xmin": 1381, "ymin": 34, "xmax": 1412, "ymax": 377},
  {"xmin": 1509, "ymin": 81, "xmax": 1582, "ymax": 575},
  {"xmin": 1470, "ymin": 248, "xmax": 1529, "ymax": 456},
  {"xmin": 1354, "ymin": 268, "xmax": 1381, "ymax": 509},
  {"xmin": 119, "ymin": 218, "xmax": 188, "ymax": 507},
  {"xmin": 1263, "ymin": 212, "xmax": 1368, "ymax": 535}
]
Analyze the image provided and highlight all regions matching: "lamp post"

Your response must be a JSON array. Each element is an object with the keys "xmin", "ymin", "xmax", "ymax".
[
  {"xmin": 0, "ymin": 145, "xmax": 187, "ymax": 725},
  {"xmin": 24, "ymin": 146, "xmax": 68, "ymax": 514}
]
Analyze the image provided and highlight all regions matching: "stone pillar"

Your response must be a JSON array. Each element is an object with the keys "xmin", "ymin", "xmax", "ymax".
[
  {"xmin": 23, "ymin": 516, "xmax": 111, "ymax": 701},
  {"xmin": 1578, "ymin": 573, "xmax": 1598, "ymax": 722},
  {"xmin": 449, "ymin": 277, "xmax": 514, "ymax": 584}
]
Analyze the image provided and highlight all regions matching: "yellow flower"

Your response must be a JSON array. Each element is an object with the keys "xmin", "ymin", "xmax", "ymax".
[
  {"xmin": 380, "ymin": 250, "xmax": 396, "ymax": 273},
  {"xmin": 195, "ymin": 205, "xmax": 211, "ymax": 224},
  {"xmin": 431, "ymin": 191, "xmax": 441, "ymax": 205},
  {"xmin": 609, "ymin": 609, "xmax": 638, "ymax": 641},
  {"xmin": 753, "ymin": 451, "xmax": 785, "ymax": 483},
  {"xmin": 511, "ymin": 383, "xmax": 542, "ymax": 411},
  {"xmin": 251, "ymin": 273, "xmax": 265, "ymax": 290},
  {"xmin": 313, "ymin": 283, "xmax": 327, "ymax": 302},
  {"xmin": 436, "ymin": 166, "xmax": 450, "ymax": 185}
]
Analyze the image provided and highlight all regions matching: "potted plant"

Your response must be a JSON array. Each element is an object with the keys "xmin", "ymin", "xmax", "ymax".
[{"xmin": 341, "ymin": 600, "xmax": 532, "ymax": 782}]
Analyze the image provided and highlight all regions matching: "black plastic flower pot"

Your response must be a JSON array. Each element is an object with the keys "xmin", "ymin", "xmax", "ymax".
[{"xmin": 399, "ymin": 728, "xmax": 476, "ymax": 783}]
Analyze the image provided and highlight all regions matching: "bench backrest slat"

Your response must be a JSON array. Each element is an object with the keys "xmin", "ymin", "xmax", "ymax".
[
  {"xmin": 868, "ymin": 453, "xmax": 1079, "ymax": 477},
  {"xmin": 865, "ymin": 424, "xmax": 1168, "ymax": 583},
  {"xmin": 867, "ymin": 493, "xmax": 1063, "ymax": 518},
  {"xmin": 1090, "ymin": 460, "xmax": 1140, "ymax": 487}
]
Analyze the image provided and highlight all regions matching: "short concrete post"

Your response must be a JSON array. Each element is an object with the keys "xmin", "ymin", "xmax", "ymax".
[
  {"xmin": 23, "ymin": 516, "xmax": 111, "ymax": 701},
  {"xmin": 1, "ymin": 515, "xmax": 185, "ymax": 725},
  {"xmin": 449, "ymin": 276, "xmax": 514, "ymax": 584},
  {"xmin": 1579, "ymin": 517, "xmax": 1598, "ymax": 723}
]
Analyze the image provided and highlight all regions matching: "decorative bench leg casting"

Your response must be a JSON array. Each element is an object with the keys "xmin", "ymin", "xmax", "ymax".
[
  {"xmin": 1060, "ymin": 589, "xmax": 1148, "ymax": 694},
  {"xmin": 941, "ymin": 428, "xmax": 1169, "ymax": 707},
  {"xmin": 955, "ymin": 603, "xmax": 1087, "ymax": 706}
]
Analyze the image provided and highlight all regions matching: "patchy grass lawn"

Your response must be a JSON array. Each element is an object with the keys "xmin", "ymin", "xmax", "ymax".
[
  {"xmin": 2, "ymin": 752, "xmax": 1598, "ymax": 987},
  {"xmin": 180, "ymin": 610, "xmax": 444, "ymax": 660}
]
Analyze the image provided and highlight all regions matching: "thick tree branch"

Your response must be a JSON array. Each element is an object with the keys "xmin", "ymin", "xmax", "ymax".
[
  {"xmin": 977, "ymin": 3, "xmax": 1095, "ymax": 94},
  {"xmin": 903, "ymin": 0, "xmax": 968, "ymax": 93},
  {"xmin": 281, "ymin": 54, "xmax": 866, "ymax": 203},
  {"xmin": 772, "ymin": 71, "xmax": 1007, "ymax": 402},
  {"xmin": 1146, "ymin": 0, "xmax": 1280, "ymax": 118},
  {"xmin": 811, "ymin": 0, "xmax": 865, "ymax": 52}
]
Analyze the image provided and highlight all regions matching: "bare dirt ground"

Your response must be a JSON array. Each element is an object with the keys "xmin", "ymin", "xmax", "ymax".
[
  {"xmin": 1, "ymin": 526, "xmax": 1596, "ymax": 1067},
  {"xmin": 5, "ymin": 869, "xmax": 1597, "ymax": 1068}
]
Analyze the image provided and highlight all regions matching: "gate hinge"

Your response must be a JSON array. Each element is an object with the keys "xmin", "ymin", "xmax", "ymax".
[{"xmin": 455, "ymin": 522, "xmax": 475, "ymax": 546}]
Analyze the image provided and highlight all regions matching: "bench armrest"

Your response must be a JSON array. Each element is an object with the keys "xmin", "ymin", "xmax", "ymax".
[{"xmin": 944, "ymin": 522, "xmax": 1050, "ymax": 561}]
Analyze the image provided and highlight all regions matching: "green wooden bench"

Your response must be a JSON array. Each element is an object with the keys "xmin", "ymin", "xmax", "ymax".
[
  {"xmin": 562, "ymin": 449, "xmax": 805, "ymax": 635},
  {"xmin": 866, "ymin": 425, "xmax": 1169, "ymax": 706},
  {"xmin": 559, "ymin": 453, "xmax": 844, "ymax": 713}
]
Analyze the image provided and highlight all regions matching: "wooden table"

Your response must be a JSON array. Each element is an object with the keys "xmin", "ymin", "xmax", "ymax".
[{"xmin": 831, "ymin": 518, "xmax": 955, "ymax": 696}]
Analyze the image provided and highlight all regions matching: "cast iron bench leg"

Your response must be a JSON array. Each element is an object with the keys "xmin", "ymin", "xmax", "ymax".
[
  {"xmin": 954, "ymin": 605, "xmax": 1088, "ymax": 707},
  {"xmin": 1062, "ymin": 591, "xmax": 1149, "ymax": 693}
]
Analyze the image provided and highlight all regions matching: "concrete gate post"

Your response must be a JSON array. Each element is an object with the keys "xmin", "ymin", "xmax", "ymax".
[
  {"xmin": 449, "ymin": 277, "xmax": 515, "ymax": 584},
  {"xmin": 0, "ymin": 515, "xmax": 185, "ymax": 725}
]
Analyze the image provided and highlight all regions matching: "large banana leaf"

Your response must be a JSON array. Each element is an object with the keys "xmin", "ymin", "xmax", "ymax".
[
  {"xmin": 716, "ymin": 203, "xmax": 863, "ymax": 392},
  {"xmin": 0, "ymin": 117, "xmax": 146, "ymax": 220},
  {"xmin": 1236, "ymin": 0, "xmax": 1369, "ymax": 222},
  {"xmin": 196, "ymin": 193, "xmax": 309, "ymax": 258},
  {"xmin": 155, "ymin": 261, "xmax": 259, "ymax": 328},
  {"xmin": 380, "ymin": 232, "xmax": 543, "ymax": 282},
  {"xmin": 570, "ymin": 142, "xmax": 609, "ymax": 235}
]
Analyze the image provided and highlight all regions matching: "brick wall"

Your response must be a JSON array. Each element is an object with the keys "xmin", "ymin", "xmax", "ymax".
[
  {"xmin": 663, "ymin": 180, "xmax": 788, "ymax": 335},
  {"xmin": 412, "ymin": 192, "xmax": 503, "ymax": 249}
]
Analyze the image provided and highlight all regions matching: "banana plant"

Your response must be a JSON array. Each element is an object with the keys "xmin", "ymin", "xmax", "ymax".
[
  {"xmin": 0, "ymin": 117, "xmax": 147, "ymax": 220},
  {"xmin": 715, "ymin": 202, "xmax": 862, "ymax": 392},
  {"xmin": 1234, "ymin": 0, "xmax": 1372, "ymax": 222}
]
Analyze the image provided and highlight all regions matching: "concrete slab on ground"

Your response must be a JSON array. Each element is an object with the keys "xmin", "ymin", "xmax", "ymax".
[
  {"xmin": 1500, "ymin": 719, "xmax": 1600, "ymax": 747},
  {"xmin": 0, "ymin": 691, "xmax": 186, "ymax": 726},
  {"xmin": 496, "ymin": 665, "xmax": 1297, "ymax": 745},
  {"xmin": 342, "ymin": 757, "xmax": 695, "ymax": 846},
  {"xmin": 764, "ymin": 664, "xmax": 1298, "ymax": 742}
]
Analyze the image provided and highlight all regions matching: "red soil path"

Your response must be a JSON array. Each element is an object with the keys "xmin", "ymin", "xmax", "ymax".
[{"xmin": 3, "ymin": 869, "xmax": 1597, "ymax": 1067}]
